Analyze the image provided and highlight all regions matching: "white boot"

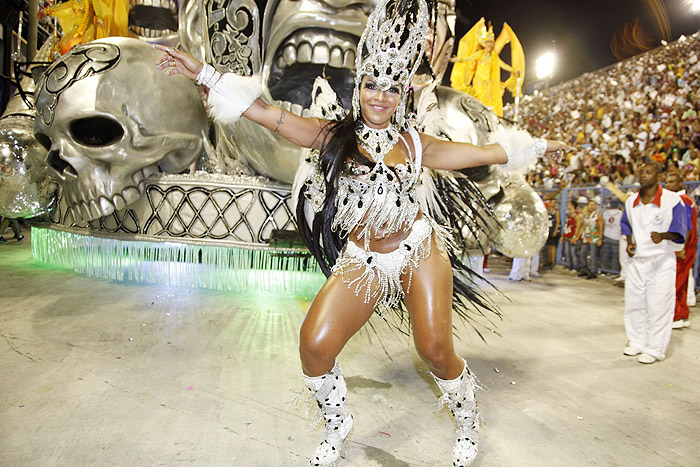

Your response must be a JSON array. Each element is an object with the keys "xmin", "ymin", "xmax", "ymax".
[
  {"xmin": 432, "ymin": 360, "xmax": 480, "ymax": 467},
  {"xmin": 303, "ymin": 362, "xmax": 354, "ymax": 467}
]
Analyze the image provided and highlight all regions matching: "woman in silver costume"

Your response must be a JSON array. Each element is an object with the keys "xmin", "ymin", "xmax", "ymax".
[{"xmin": 156, "ymin": 1, "xmax": 565, "ymax": 465}]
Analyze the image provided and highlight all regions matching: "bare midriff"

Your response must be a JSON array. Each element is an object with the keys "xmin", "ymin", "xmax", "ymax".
[{"xmin": 348, "ymin": 211, "xmax": 422, "ymax": 253}]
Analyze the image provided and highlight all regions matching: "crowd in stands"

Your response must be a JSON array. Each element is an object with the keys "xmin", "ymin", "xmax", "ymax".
[{"xmin": 506, "ymin": 32, "xmax": 700, "ymax": 190}]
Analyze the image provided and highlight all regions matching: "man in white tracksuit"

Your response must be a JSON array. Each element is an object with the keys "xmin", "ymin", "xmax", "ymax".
[{"xmin": 621, "ymin": 163, "xmax": 687, "ymax": 364}]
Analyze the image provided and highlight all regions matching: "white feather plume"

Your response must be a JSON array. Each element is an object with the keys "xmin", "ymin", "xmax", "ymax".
[{"xmin": 489, "ymin": 125, "xmax": 542, "ymax": 174}]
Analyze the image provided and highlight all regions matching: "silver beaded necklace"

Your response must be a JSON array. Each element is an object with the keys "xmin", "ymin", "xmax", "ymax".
[{"xmin": 356, "ymin": 122, "xmax": 401, "ymax": 162}]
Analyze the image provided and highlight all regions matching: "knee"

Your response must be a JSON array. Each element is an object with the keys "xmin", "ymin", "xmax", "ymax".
[
  {"xmin": 299, "ymin": 330, "xmax": 337, "ymax": 367},
  {"xmin": 415, "ymin": 338, "xmax": 455, "ymax": 370}
]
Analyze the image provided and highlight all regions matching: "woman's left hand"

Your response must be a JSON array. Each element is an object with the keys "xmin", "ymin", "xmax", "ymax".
[{"xmin": 153, "ymin": 44, "xmax": 203, "ymax": 80}]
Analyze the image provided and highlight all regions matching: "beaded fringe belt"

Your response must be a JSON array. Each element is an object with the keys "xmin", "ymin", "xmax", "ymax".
[{"xmin": 331, "ymin": 218, "xmax": 434, "ymax": 315}]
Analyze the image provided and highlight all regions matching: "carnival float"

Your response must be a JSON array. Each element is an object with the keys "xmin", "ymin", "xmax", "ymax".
[{"xmin": 0, "ymin": 0, "xmax": 548, "ymax": 295}]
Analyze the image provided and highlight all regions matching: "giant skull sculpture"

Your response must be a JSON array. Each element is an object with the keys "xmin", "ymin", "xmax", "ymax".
[{"xmin": 34, "ymin": 37, "xmax": 207, "ymax": 222}]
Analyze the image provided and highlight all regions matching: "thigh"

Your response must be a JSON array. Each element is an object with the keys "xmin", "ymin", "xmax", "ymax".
[
  {"xmin": 625, "ymin": 258, "xmax": 647, "ymax": 310},
  {"xmin": 300, "ymin": 272, "xmax": 376, "ymax": 369},
  {"xmin": 402, "ymin": 236, "xmax": 455, "ymax": 351},
  {"xmin": 646, "ymin": 255, "xmax": 676, "ymax": 299}
]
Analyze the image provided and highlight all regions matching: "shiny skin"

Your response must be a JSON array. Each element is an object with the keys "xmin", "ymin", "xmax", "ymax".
[{"xmin": 300, "ymin": 233, "xmax": 465, "ymax": 380}]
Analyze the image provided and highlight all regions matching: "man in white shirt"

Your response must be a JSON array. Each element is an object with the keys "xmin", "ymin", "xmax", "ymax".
[{"xmin": 620, "ymin": 163, "xmax": 687, "ymax": 364}]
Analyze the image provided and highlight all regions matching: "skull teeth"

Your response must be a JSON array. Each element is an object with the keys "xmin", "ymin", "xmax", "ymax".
[
  {"xmin": 89, "ymin": 200, "xmax": 102, "ymax": 219},
  {"xmin": 112, "ymin": 194, "xmax": 127, "ymax": 210},
  {"xmin": 271, "ymin": 30, "xmax": 357, "ymax": 117},
  {"xmin": 133, "ymin": 166, "xmax": 157, "ymax": 185},
  {"xmin": 122, "ymin": 186, "xmax": 140, "ymax": 205},
  {"xmin": 79, "ymin": 202, "xmax": 91, "ymax": 223},
  {"xmin": 274, "ymin": 100, "xmax": 309, "ymax": 117},
  {"xmin": 128, "ymin": 0, "xmax": 177, "ymax": 39},
  {"xmin": 128, "ymin": 25, "xmax": 176, "ymax": 38},
  {"xmin": 132, "ymin": 170, "xmax": 144, "ymax": 185},
  {"xmin": 99, "ymin": 196, "xmax": 115, "ymax": 215},
  {"xmin": 65, "ymin": 167, "xmax": 154, "ymax": 221},
  {"xmin": 276, "ymin": 31, "xmax": 357, "ymax": 71},
  {"xmin": 129, "ymin": 0, "xmax": 177, "ymax": 12}
]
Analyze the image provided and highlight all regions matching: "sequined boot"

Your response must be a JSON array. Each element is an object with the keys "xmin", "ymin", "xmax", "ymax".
[
  {"xmin": 432, "ymin": 360, "xmax": 480, "ymax": 467},
  {"xmin": 303, "ymin": 361, "xmax": 354, "ymax": 467}
]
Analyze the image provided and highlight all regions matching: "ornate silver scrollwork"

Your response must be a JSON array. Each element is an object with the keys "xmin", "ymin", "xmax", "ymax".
[
  {"xmin": 205, "ymin": 0, "xmax": 261, "ymax": 76},
  {"xmin": 35, "ymin": 43, "xmax": 121, "ymax": 126}
]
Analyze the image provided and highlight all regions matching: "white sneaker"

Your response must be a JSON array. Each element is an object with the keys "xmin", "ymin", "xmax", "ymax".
[
  {"xmin": 614, "ymin": 276, "xmax": 625, "ymax": 282},
  {"xmin": 683, "ymin": 319, "xmax": 691, "ymax": 328},
  {"xmin": 623, "ymin": 346, "xmax": 641, "ymax": 356},
  {"xmin": 672, "ymin": 320, "xmax": 686, "ymax": 329},
  {"xmin": 637, "ymin": 353, "xmax": 657, "ymax": 364}
]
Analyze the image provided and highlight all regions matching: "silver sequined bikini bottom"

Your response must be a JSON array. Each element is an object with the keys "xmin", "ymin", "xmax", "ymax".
[{"xmin": 331, "ymin": 218, "xmax": 436, "ymax": 315}]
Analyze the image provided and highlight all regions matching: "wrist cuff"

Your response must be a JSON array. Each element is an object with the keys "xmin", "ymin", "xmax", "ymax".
[
  {"xmin": 207, "ymin": 72, "xmax": 262, "ymax": 125},
  {"xmin": 195, "ymin": 63, "xmax": 222, "ymax": 88},
  {"xmin": 489, "ymin": 125, "xmax": 545, "ymax": 174}
]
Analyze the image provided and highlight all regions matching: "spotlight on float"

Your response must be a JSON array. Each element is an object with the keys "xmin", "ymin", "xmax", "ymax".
[
  {"xmin": 536, "ymin": 52, "xmax": 555, "ymax": 80},
  {"xmin": 688, "ymin": 0, "xmax": 700, "ymax": 12}
]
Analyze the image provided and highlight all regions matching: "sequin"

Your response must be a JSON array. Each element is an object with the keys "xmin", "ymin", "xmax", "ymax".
[
  {"xmin": 332, "ymin": 218, "xmax": 434, "ymax": 314},
  {"xmin": 333, "ymin": 126, "xmax": 422, "ymax": 251}
]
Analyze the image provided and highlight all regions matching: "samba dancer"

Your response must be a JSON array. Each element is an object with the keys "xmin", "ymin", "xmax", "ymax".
[{"xmin": 156, "ymin": 1, "xmax": 565, "ymax": 465}]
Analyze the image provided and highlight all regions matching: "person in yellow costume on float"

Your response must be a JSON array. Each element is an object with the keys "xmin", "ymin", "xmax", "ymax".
[
  {"xmin": 450, "ymin": 18, "xmax": 525, "ymax": 117},
  {"xmin": 39, "ymin": 0, "xmax": 129, "ymax": 55}
]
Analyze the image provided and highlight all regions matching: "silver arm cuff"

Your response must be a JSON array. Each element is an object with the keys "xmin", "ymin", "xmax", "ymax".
[{"xmin": 195, "ymin": 63, "xmax": 222, "ymax": 88}]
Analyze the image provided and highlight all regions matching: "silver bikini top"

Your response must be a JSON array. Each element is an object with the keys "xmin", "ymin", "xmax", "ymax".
[{"xmin": 333, "ymin": 128, "xmax": 423, "ymax": 247}]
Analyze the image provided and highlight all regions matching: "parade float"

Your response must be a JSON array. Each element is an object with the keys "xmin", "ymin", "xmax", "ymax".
[{"xmin": 0, "ymin": 0, "xmax": 548, "ymax": 295}]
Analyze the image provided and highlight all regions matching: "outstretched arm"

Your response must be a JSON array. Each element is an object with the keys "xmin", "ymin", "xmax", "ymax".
[
  {"xmin": 421, "ymin": 134, "xmax": 506, "ymax": 170},
  {"xmin": 420, "ymin": 133, "xmax": 568, "ymax": 171},
  {"xmin": 498, "ymin": 59, "xmax": 513, "ymax": 72},
  {"xmin": 449, "ymin": 51, "xmax": 481, "ymax": 63},
  {"xmin": 604, "ymin": 181, "xmax": 630, "ymax": 202},
  {"xmin": 243, "ymin": 100, "xmax": 328, "ymax": 150},
  {"xmin": 154, "ymin": 45, "xmax": 329, "ymax": 150}
]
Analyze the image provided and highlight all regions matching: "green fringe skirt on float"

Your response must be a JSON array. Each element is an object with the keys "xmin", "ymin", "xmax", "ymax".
[{"xmin": 30, "ymin": 227, "xmax": 326, "ymax": 298}]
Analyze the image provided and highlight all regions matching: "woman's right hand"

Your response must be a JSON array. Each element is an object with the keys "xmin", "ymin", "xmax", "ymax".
[{"xmin": 154, "ymin": 44, "xmax": 203, "ymax": 80}]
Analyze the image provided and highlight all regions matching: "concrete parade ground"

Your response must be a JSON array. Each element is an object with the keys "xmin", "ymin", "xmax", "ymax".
[{"xmin": 1, "ymin": 233, "xmax": 699, "ymax": 467}]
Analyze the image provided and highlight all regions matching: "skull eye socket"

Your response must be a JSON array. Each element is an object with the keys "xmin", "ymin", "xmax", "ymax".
[
  {"xmin": 35, "ymin": 132, "xmax": 52, "ymax": 150},
  {"xmin": 69, "ymin": 116, "xmax": 124, "ymax": 147}
]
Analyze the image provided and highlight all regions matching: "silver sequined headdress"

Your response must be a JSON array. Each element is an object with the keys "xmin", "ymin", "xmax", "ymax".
[{"xmin": 352, "ymin": 0, "xmax": 430, "ymax": 127}]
